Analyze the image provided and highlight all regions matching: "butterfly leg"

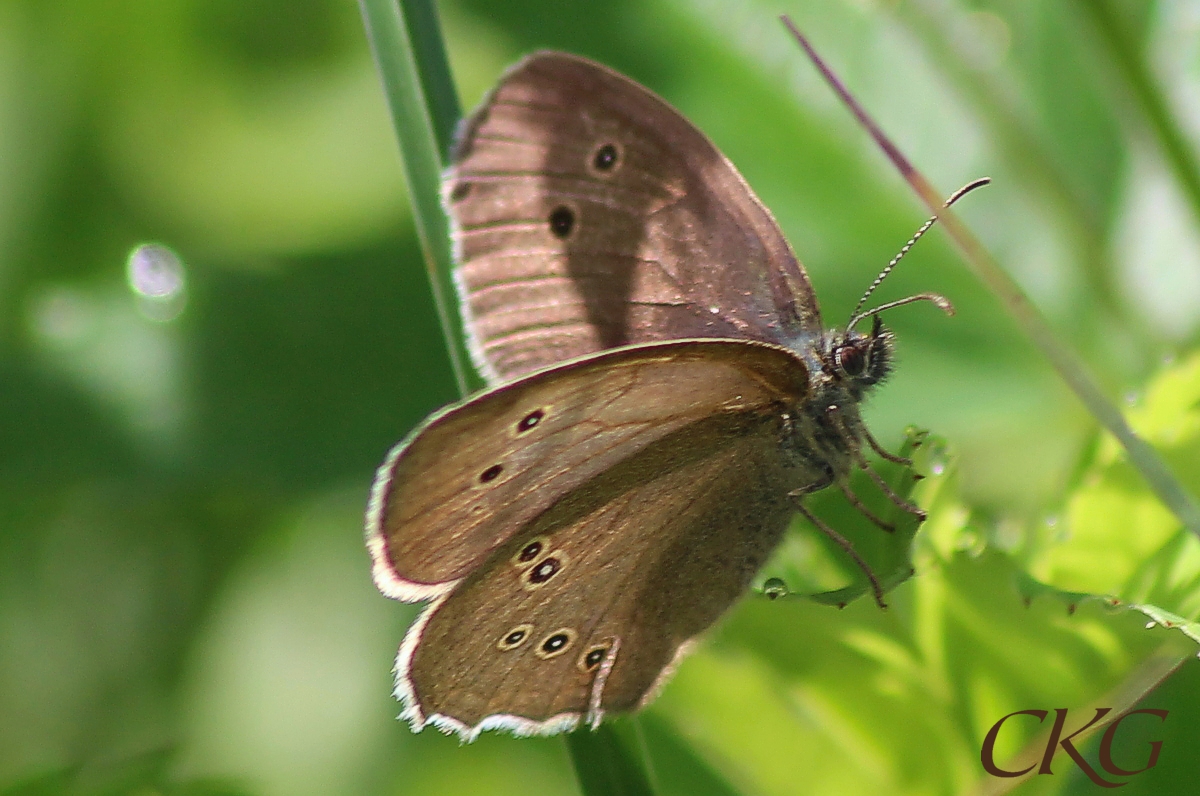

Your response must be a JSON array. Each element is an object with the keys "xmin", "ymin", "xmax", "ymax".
[
  {"xmin": 827, "ymin": 406, "xmax": 926, "ymax": 521},
  {"xmin": 837, "ymin": 480, "xmax": 896, "ymax": 533},
  {"xmin": 860, "ymin": 457, "xmax": 925, "ymax": 521},
  {"xmin": 787, "ymin": 490, "xmax": 887, "ymax": 609},
  {"xmin": 861, "ymin": 425, "xmax": 912, "ymax": 466}
]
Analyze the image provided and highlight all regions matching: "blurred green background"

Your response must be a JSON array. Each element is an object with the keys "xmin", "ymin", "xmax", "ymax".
[{"xmin": 3, "ymin": 0, "xmax": 1200, "ymax": 794}]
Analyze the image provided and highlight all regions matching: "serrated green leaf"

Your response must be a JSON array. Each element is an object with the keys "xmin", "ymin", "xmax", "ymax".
[{"xmin": 1033, "ymin": 352, "xmax": 1200, "ymax": 613}]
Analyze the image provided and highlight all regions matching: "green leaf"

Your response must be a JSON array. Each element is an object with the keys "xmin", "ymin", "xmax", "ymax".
[
  {"xmin": 755, "ymin": 428, "xmax": 951, "ymax": 608},
  {"xmin": 647, "ymin": 359, "xmax": 1200, "ymax": 794},
  {"xmin": 1032, "ymin": 351, "xmax": 1200, "ymax": 613}
]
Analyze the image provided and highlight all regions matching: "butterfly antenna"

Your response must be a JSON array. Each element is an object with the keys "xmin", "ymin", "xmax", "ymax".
[{"xmin": 847, "ymin": 177, "xmax": 990, "ymax": 330}]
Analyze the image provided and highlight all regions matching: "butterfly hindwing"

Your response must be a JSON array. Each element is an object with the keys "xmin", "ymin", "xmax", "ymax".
[{"xmin": 400, "ymin": 400, "xmax": 802, "ymax": 737}]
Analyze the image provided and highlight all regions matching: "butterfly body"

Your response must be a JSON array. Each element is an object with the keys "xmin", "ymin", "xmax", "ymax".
[{"xmin": 368, "ymin": 51, "xmax": 914, "ymax": 741}]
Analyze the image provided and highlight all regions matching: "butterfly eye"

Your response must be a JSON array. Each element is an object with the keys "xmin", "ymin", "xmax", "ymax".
[
  {"xmin": 535, "ymin": 628, "xmax": 577, "ymax": 659},
  {"xmin": 592, "ymin": 142, "xmax": 620, "ymax": 171},
  {"xmin": 497, "ymin": 624, "xmax": 533, "ymax": 651},
  {"xmin": 834, "ymin": 344, "xmax": 867, "ymax": 378},
  {"xmin": 448, "ymin": 181, "xmax": 471, "ymax": 202},
  {"xmin": 548, "ymin": 206, "xmax": 575, "ymax": 238}
]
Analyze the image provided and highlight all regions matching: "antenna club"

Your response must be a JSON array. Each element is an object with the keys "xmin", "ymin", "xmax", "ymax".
[
  {"xmin": 931, "ymin": 295, "xmax": 955, "ymax": 316},
  {"xmin": 948, "ymin": 177, "xmax": 991, "ymax": 204},
  {"xmin": 847, "ymin": 293, "xmax": 954, "ymax": 331}
]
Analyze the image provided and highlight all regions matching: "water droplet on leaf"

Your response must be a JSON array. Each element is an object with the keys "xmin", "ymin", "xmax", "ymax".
[{"xmin": 763, "ymin": 578, "xmax": 788, "ymax": 600}]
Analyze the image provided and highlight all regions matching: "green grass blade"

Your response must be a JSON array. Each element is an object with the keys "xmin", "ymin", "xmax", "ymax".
[
  {"xmin": 396, "ymin": 0, "xmax": 460, "ymax": 161},
  {"xmin": 567, "ymin": 724, "xmax": 658, "ymax": 796},
  {"xmin": 357, "ymin": 0, "xmax": 476, "ymax": 396}
]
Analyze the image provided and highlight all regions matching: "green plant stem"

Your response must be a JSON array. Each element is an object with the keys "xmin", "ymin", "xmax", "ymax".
[
  {"xmin": 358, "ymin": 0, "xmax": 475, "ymax": 397},
  {"xmin": 357, "ymin": 1, "xmax": 656, "ymax": 791},
  {"xmin": 783, "ymin": 17, "xmax": 1200, "ymax": 541},
  {"xmin": 1075, "ymin": 0, "xmax": 1200, "ymax": 231},
  {"xmin": 396, "ymin": 0, "xmax": 460, "ymax": 161},
  {"xmin": 567, "ymin": 723, "xmax": 657, "ymax": 796}
]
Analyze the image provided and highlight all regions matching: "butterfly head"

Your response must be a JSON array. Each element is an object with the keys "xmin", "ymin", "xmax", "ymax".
[
  {"xmin": 826, "ymin": 314, "xmax": 894, "ymax": 397},
  {"xmin": 822, "ymin": 176, "xmax": 986, "ymax": 398}
]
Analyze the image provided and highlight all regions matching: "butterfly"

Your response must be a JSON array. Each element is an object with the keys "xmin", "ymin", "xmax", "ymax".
[{"xmin": 366, "ymin": 51, "xmax": 976, "ymax": 741}]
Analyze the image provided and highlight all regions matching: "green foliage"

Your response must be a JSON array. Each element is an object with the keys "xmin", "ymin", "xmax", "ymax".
[
  {"xmin": 3, "ymin": 1, "xmax": 1200, "ymax": 795},
  {"xmin": 1032, "ymin": 351, "xmax": 1200, "ymax": 629}
]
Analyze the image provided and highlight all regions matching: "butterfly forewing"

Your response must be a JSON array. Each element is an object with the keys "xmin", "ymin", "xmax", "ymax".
[
  {"xmin": 447, "ymin": 51, "xmax": 821, "ymax": 382},
  {"xmin": 366, "ymin": 340, "xmax": 809, "ymax": 600},
  {"xmin": 402, "ymin": 392, "xmax": 801, "ymax": 735}
]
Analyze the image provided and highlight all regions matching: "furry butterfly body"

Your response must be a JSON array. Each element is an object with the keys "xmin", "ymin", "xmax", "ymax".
[{"xmin": 367, "ymin": 51, "xmax": 937, "ymax": 741}]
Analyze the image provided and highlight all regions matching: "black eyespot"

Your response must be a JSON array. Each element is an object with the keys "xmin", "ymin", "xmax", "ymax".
[
  {"xmin": 528, "ymin": 556, "xmax": 561, "ymax": 584},
  {"xmin": 517, "ymin": 409, "xmax": 544, "ymax": 432},
  {"xmin": 592, "ymin": 143, "xmax": 619, "ymax": 171},
  {"xmin": 449, "ymin": 181, "xmax": 471, "ymax": 202},
  {"xmin": 583, "ymin": 647, "xmax": 606, "ymax": 670},
  {"xmin": 535, "ymin": 628, "xmax": 576, "ymax": 659},
  {"xmin": 540, "ymin": 633, "xmax": 569, "ymax": 656},
  {"xmin": 479, "ymin": 464, "xmax": 503, "ymax": 483},
  {"xmin": 497, "ymin": 623, "xmax": 533, "ymax": 651},
  {"xmin": 548, "ymin": 206, "xmax": 575, "ymax": 238},
  {"xmin": 835, "ymin": 344, "xmax": 866, "ymax": 377},
  {"xmin": 516, "ymin": 540, "xmax": 543, "ymax": 563}
]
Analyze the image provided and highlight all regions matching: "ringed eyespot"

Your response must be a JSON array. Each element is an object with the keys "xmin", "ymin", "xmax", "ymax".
[
  {"xmin": 524, "ymin": 552, "xmax": 568, "ymax": 588},
  {"xmin": 535, "ymin": 628, "xmax": 577, "ymax": 659},
  {"xmin": 497, "ymin": 623, "xmax": 534, "ymax": 651},
  {"xmin": 479, "ymin": 463, "xmax": 504, "ymax": 483},
  {"xmin": 548, "ymin": 206, "xmax": 575, "ymax": 238},
  {"xmin": 578, "ymin": 644, "xmax": 610, "ymax": 672},
  {"xmin": 516, "ymin": 408, "xmax": 545, "ymax": 433},
  {"xmin": 511, "ymin": 537, "xmax": 548, "ymax": 568},
  {"xmin": 592, "ymin": 143, "xmax": 619, "ymax": 171}
]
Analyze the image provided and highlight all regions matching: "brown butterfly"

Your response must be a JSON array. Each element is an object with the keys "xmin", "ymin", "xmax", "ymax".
[{"xmin": 366, "ymin": 51, "xmax": 979, "ymax": 741}]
